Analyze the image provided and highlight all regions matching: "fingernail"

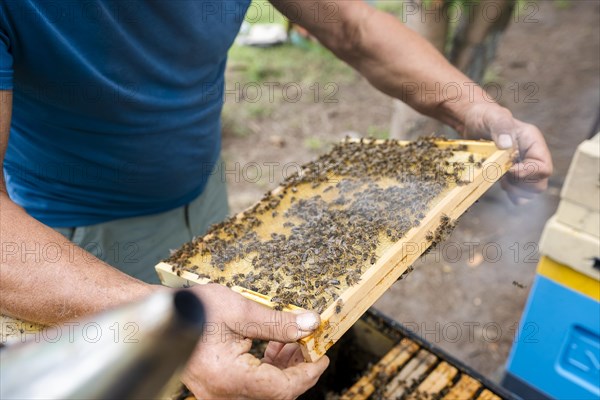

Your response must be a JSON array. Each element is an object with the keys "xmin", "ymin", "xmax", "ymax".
[
  {"xmin": 296, "ymin": 312, "xmax": 319, "ymax": 331},
  {"xmin": 498, "ymin": 134, "xmax": 513, "ymax": 149}
]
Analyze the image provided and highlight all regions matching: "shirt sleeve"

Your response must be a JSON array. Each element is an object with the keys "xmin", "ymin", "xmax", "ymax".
[{"xmin": 0, "ymin": 27, "xmax": 13, "ymax": 90}]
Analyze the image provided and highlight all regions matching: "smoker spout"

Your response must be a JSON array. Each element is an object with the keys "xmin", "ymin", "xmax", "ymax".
[{"xmin": 0, "ymin": 290, "xmax": 204, "ymax": 399}]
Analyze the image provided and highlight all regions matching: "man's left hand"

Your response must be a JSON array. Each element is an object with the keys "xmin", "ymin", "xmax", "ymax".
[{"xmin": 462, "ymin": 103, "xmax": 553, "ymax": 204}]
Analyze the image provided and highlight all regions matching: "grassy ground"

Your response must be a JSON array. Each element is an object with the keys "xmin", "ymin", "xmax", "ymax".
[{"xmin": 223, "ymin": 43, "xmax": 355, "ymax": 138}]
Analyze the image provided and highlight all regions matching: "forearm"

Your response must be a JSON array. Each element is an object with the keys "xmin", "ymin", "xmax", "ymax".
[
  {"xmin": 339, "ymin": 8, "xmax": 491, "ymax": 130},
  {"xmin": 0, "ymin": 197, "xmax": 155, "ymax": 324},
  {"xmin": 0, "ymin": 91, "xmax": 154, "ymax": 324}
]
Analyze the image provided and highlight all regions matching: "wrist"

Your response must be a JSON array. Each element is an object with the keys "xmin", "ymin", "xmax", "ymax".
[{"xmin": 435, "ymin": 85, "xmax": 501, "ymax": 136}]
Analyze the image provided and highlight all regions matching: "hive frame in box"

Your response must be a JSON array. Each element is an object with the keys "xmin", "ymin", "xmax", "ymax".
[
  {"xmin": 156, "ymin": 139, "xmax": 514, "ymax": 362},
  {"xmin": 347, "ymin": 308, "xmax": 517, "ymax": 400}
]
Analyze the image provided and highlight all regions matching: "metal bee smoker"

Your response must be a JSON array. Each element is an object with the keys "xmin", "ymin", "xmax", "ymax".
[{"xmin": 0, "ymin": 290, "xmax": 205, "ymax": 400}]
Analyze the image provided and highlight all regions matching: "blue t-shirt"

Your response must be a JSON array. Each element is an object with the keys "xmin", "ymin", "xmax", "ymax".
[{"xmin": 0, "ymin": 0, "xmax": 250, "ymax": 227}]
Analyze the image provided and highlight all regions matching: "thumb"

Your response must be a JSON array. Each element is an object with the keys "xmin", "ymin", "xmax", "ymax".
[
  {"xmin": 231, "ymin": 300, "xmax": 320, "ymax": 342},
  {"xmin": 484, "ymin": 107, "xmax": 517, "ymax": 150},
  {"xmin": 196, "ymin": 283, "xmax": 320, "ymax": 342}
]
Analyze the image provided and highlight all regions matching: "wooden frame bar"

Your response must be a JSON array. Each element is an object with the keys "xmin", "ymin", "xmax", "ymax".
[{"xmin": 156, "ymin": 139, "xmax": 514, "ymax": 362}]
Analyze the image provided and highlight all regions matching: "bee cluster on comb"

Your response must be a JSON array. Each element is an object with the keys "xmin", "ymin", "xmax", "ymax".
[{"xmin": 164, "ymin": 137, "xmax": 482, "ymax": 313}]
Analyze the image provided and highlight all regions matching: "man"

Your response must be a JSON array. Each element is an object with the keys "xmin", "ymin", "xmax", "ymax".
[{"xmin": 0, "ymin": 1, "xmax": 552, "ymax": 398}]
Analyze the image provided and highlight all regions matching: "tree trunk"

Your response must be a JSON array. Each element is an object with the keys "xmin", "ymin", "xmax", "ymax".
[{"xmin": 450, "ymin": 0, "xmax": 515, "ymax": 82}]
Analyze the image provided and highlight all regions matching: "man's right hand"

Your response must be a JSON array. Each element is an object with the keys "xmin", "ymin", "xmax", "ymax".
[{"xmin": 183, "ymin": 284, "xmax": 330, "ymax": 399}]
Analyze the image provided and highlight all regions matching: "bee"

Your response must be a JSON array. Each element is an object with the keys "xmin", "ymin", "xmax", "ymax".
[
  {"xmin": 335, "ymin": 299, "xmax": 343, "ymax": 314},
  {"xmin": 270, "ymin": 296, "xmax": 282, "ymax": 304},
  {"xmin": 512, "ymin": 281, "xmax": 527, "ymax": 289}
]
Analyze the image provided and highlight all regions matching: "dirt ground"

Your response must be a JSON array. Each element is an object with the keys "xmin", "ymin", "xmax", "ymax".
[{"xmin": 221, "ymin": 0, "xmax": 600, "ymax": 382}]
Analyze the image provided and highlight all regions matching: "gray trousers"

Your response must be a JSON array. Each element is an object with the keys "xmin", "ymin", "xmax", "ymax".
[{"xmin": 54, "ymin": 170, "xmax": 229, "ymax": 284}]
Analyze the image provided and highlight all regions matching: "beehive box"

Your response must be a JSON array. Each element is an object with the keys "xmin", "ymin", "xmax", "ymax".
[
  {"xmin": 156, "ymin": 138, "xmax": 514, "ymax": 361},
  {"xmin": 540, "ymin": 133, "xmax": 600, "ymax": 280}
]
